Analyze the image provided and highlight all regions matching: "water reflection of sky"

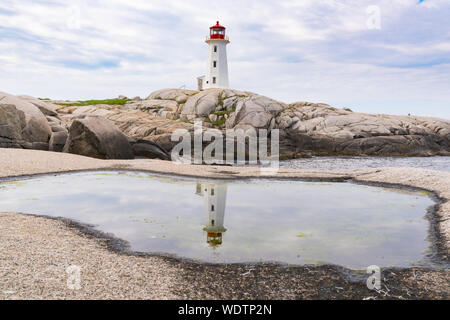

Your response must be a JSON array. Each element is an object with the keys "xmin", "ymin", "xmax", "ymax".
[
  {"xmin": 279, "ymin": 156, "xmax": 450, "ymax": 172},
  {"xmin": 0, "ymin": 171, "xmax": 438, "ymax": 269}
]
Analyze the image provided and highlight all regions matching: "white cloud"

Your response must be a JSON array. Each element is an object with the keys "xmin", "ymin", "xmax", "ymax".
[{"xmin": 0, "ymin": 0, "xmax": 449, "ymax": 119}]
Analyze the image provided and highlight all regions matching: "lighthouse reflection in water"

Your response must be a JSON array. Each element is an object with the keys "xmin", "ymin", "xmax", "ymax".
[
  {"xmin": 0, "ymin": 171, "xmax": 436, "ymax": 268},
  {"xmin": 196, "ymin": 182, "xmax": 228, "ymax": 247}
]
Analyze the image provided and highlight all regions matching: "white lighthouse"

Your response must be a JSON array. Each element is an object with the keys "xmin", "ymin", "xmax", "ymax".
[
  {"xmin": 197, "ymin": 21, "xmax": 230, "ymax": 90},
  {"xmin": 195, "ymin": 182, "xmax": 228, "ymax": 246}
]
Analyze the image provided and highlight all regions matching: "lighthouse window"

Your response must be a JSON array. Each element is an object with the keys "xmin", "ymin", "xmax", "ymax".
[
  {"xmin": 211, "ymin": 188, "xmax": 215, "ymax": 196},
  {"xmin": 211, "ymin": 205, "xmax": 215, "ymax": 211},
  {"xmin": 211, "ymin": 219, "xmax": 215, "ymax": 226},
  {"xmin": 213, "ymin": 77, "xmax": 216, "ymax": 84},
  {"xmin": 213, "ymin": 61, "xmax": 217, "ymax": 68},
  {"xmin": 214, "ymin": 46, "xmax": 217, "ymax": 52}
]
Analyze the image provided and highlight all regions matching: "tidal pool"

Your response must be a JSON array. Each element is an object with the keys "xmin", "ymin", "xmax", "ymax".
[{"xmin": 0, "ymin": 171, "xmax": 440, "ymax": 269}]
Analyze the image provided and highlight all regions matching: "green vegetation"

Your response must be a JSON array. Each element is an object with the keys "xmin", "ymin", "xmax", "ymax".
[
  {"xmin": 1, "ymin": 181, "xmax": 27, "ymax": 186},
  {"xmin": 179, "ymin": 118, "xmax": 191, "ymax": 124},
  {"xmin": 205, "ymin": 116, "xmax": 227, "ymax": 128},
  {"xmin": 57, "ymin": 97, "xmax": 130, "ymax": 107},
  {"xmin": 38, "ymin": 98, "xmax": 51, "ymax": 101},
  {"xmin": 217, "ymin": 91, "xmax": 225, "ymax": 107},
  {"xmin": 216, "ymin": 117, "xmax": 227, "ymax": 127},
  {"xmin": 212, "ymin": 109, "xmax": 235, "ymax": 116},
  {"xmin": 204, "ymin": 107, "xmax": 235, "ymax": 128},
  {"xmin": 419, "ymin": 190, "xmax": 432, "ymax": 197}
]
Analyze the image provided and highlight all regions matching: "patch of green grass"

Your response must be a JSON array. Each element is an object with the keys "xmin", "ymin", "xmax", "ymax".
[
  {"xmin": 212, "ymin": 109, "xmax": 235, "ymax": 116},
  {"xmin": 217, "ymin": 117, "xmax": 227, "ymax": 127},
  {"xmin": 209, "ymin": 117, "xmax": 227, "ymax": 128},
  {"xmin": 57, "ymin": 97, "xmax": 130, "ymax": 107},
  {"xmin": 38, "ymin": 98, "xmax": 51, "ymax": 101},
  {"xmin": 218, "ymin": 91, "xmax": 225, "ymax": 107},
  {"xmin": 205, "ymin": 113, "xmax": 229, "ymax": 128}
]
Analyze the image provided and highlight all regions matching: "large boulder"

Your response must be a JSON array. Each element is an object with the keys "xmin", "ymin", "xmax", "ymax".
[
  {"xmin": 59, "ymin": 103, "xmax": 194, "ymax": 154},
  {"xmin": 226, "ymin": 94, "xmax": 285, "ymax": 130},
  {"xmin": 0, "ymin": 92, "xmax": 52, "ymax": 144},
  {"xmin": 18, "ymin": 95, "xmax": 59, "ymax": 117},
  {"xmin": 181, "ymin": 88, "xmax": 252, "ymax": 121},
  {"xmin": 0, "ymin": 104, "xmax": 26, "ymax": 148},
  {"xmin": 63, "ymin": 116, "xmax": 134, "ymax": 159},
  {"xmin": 0, "ymin": 92, "xmax": 52, "ymax": 150},
  {"xmin": 181, "ymin": 89, "xmax": 221, "ymax": 119}
]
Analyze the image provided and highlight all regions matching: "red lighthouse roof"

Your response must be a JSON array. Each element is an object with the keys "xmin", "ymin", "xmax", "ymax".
[
  {"xmin": 210, "ymin": 21, "xmax": 225, "ymax": 29},
  {"xmin": 209, "ymin": 21, "xmax": 227, "ymax": 40}
]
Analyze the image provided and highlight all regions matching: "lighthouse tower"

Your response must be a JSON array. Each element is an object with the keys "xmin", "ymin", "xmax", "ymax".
[
  {"xmin": 198, "ymin": 21, "xmax": 230, "ymax": 90},
  {"xmin": 195, "ymin": 182, "xmax": 228, "ymax": 246}
]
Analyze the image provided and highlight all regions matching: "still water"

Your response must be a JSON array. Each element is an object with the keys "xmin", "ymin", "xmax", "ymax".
[
  {"xmin": 0, "ymin": 171, "xmax": 439, "ymax": 268},
  {"xmin": 280, "ymin": 156, "xmax": 450, "ymax": 172}
]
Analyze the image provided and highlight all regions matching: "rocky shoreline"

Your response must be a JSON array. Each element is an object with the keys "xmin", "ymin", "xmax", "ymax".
[
  {"xmin": 2, "ymin": 89, "xmax": 449, "ymax": 161},
  {"xmin": 0, "ymin": 149, "xmax": 448, "ymax": 299}
]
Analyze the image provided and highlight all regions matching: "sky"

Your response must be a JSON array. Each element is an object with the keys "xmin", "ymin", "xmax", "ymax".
[{"xmin": 0, "ymin": 0, "xmax": 449, "ymax": 119}]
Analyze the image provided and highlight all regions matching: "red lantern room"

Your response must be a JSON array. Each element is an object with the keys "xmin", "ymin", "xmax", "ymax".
[{"xmin": 209, "ymin": 21, "xmax": 226, "ymax": 39}]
